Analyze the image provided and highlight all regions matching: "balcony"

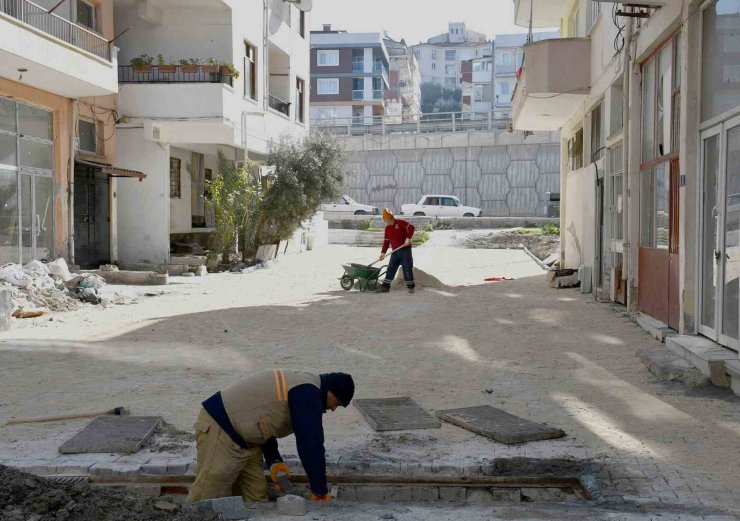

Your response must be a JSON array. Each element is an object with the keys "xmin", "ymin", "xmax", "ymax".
[
  {"xmin": 0, "ymin": 0, "xmax": 117, "ymax": 97},
  {"xmin": 268, "ymin": 94, "xmax": 291, "ymax": 117},
  {"xmin": 352, "ymin": 90, "xmax": 364, "ymax": 100},
  {"xmin": 514, "ymin": 0, "xmax": 568, "ymax": 28},
  {"xmin": 352, "ymin": 62, "xmax": 364, "ymax": 72},
  {"xmin": 373, "ymin": 90, "xmax": 383, "ymax": 100},
  {"xmin": 512, "ymin": 38, "xmax": 591, "ymax": 131},
  {"xmin": 118, "ymin": 66, "xmax": 234, "ymax": 87},
  {"xmin": 495, "ymin": 63, "xmax": 516, "ymax": 75}
]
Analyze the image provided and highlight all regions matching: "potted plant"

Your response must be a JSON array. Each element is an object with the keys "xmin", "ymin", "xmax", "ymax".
[
  {"xmin": 130, "ymin": 54, "xmax": 153, "ymax": 74},
  {"xmin": 201, "ymin": 57, "xmax": 220, "ymax": 74},
  {"xmin": 220, "ymin": 63, "xmax": 240, "ymax": 79},
  {"xmin": 179, "ymin": 58, "xmax": 199, "ymax": 74},
  {"xmin": 157, "ymin": 54, "xmax": 177, "ymax": 74}
]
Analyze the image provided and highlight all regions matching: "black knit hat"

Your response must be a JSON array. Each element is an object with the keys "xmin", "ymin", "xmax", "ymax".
[{"xmin": 320, "ymin": 372, "xmax": 355, "ymax": 407}]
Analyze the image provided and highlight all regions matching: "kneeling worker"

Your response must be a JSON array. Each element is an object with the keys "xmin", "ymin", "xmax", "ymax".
[
  {"xmin": 187, "ymin": 369, "xmax": 355, "ymax": 503},
  {"xmin": 377, "ymin": 208, "xmax": 415, "ymax": 293}
]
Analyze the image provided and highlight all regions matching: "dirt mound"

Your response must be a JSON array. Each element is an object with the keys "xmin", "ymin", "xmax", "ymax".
[
  {"xmin": 393, "ymin": 267, "xmax": 449, "ymax": 289},
  {"xmin": 0, "ymin": 465, "xmax": 217, "ymax": 521}
]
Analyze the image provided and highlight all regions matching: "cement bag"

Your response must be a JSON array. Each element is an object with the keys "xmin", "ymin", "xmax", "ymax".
[
  {"xmin": 47, "ymin": 258, "xmax": 74, "ymax": 282},
  {"xmin": 33, "ymin": 275, "xmax": 56, "ymax": 290},
  {"xmin": 0, "ymin": 264, "xmax": 32, "ymax": 288},
  {"xmin": 23, "ymin": 259, "xmax": 50, "ymax": 278}
]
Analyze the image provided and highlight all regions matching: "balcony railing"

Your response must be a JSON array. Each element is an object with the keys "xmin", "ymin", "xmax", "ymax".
[
  {"xmin": 373, "ymin": 90, "xmax": 383, "ymax": 100},
  {"xmin": 118, "ymin": 66, "xmax": 234, "ymax": 86},
  {"xmin": 352, "ymin": 62, "xmax": 364, "ymax": 72},
  {"xmin": 268, "ymin": 94, "xmax": 291, "ymax": 117},
  {"xmin": 0, "ymin": 0, "xmax": 111, "ymax": 60},
  {"xmin": 352, "ymin": 90, "xmax": 364, "ymax": 100},
  {"xmin": 495, "ymin": 63, "xmax": 517, "ymax": 74}
]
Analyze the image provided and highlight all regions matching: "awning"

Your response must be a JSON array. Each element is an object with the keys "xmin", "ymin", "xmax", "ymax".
[{"xmin": 75, "ymin": 158, "xmax": 147, "ymax": 182}]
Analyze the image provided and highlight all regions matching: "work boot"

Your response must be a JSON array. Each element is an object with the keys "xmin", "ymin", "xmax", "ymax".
[
  {"xmin": 375, "ymin": 284, "xmax": 390, "ymax": 293},
  {"xmin": 407, "ymin": 286, "xmax": 415, "ymax": 294}
]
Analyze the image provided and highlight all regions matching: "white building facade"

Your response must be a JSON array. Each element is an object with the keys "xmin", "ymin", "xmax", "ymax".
[{"xmin": 113, "ymin": 0, "xmax": 310, "ymax": 264}]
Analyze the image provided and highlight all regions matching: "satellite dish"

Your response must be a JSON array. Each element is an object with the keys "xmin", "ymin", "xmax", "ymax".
[{"xmin": 284, "ymin": 0, "xmax": 312, "ymax": 12}]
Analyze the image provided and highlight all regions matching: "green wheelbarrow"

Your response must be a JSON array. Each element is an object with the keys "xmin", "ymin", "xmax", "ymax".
[{"xmin": 340, "ymin": 263, "xmax": 387, "ymax": 292}]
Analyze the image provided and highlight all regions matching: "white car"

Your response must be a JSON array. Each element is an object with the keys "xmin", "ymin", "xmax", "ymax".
[
  {"xmin": 320, "ymin": 195, "xmax": 378, "ymax": 215},
  {"xmin": 401, "ymin": 195, "xmax": 482, "ymax": 217}
]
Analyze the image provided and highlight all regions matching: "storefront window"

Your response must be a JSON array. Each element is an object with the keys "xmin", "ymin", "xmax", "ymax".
[
  {"xmin": 18, "ymin": 103, "xmax": 52, "ymax": 141},
  {"xmin": 0, "ymin": 169, "xmax": 18, "ymax": 265},
  {"xmin": 702, "ymin": 0, "xmax": 740, "ymax": 123}
]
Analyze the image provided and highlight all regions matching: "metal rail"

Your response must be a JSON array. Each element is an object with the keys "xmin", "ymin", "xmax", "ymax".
[
  {"xmin": 0, "ymin": 0, "xmax": 110, "ymax": 60},
  {"xmin": 118, "ymin": 66, "xmax": 234, "ymax": 86},
  {"xmin": 311, "ymin": 111, "xmax": 510, "ymax": 136}
]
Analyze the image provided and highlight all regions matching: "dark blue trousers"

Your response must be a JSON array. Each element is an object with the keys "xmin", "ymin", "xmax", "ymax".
[{"xmin": 383, "ymin": 248, "xmax": 415, "ymax": 288}]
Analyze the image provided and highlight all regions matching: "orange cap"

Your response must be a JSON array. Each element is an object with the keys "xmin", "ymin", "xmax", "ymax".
[{"xmin": 382, "ymin": 208, "xmax": 394, "ymax": 221}]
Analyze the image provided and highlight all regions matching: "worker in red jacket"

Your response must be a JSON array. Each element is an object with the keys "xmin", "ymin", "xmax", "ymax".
[{"xmin": 376, "ymin": 208, "xmax": 415, "ymax": 293}]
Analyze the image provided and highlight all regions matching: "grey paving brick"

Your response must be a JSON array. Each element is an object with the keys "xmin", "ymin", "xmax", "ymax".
[
  {"xmin": 355, "ymin": 485, "xmax": 384, "ymax": 502},
  {"xmin": 410, "ymin": 486, "xmax": 439, "ymax": 501},
  {"xmin": 337, "ymin": 485, "xmax": 357, "ymax": 501}
]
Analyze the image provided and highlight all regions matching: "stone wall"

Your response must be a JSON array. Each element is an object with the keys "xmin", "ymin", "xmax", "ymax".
[{"xmin": 340, "ymin": 130, "xmax": 560, "ymax": 217}]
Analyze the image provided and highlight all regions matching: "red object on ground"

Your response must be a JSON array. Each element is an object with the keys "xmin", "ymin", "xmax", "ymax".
[{"xmin": 485, "ymin": 277, "xmax": 514, "ymax": 282}]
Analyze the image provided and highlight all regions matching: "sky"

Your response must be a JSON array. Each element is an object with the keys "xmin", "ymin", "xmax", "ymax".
[{"xmin": 308, "ymin": 0, "xmax": 527, "ymax": 45}]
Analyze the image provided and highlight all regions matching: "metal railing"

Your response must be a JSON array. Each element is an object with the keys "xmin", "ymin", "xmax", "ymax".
[
  {"xmin": 0, "ymin": 0, "xmax": 110, "ymax": 60},
  {"xmin": 352, "ymin": 62, "xmax": 364, "ymax": 72},
  {"xmin": 268, "ymin": 94, "xmax": 291, "ymax": 117},
  {"xmin": 311, "ymin": 110, "xmax": 510, "ymax": 136},
  {"xmin": 373, "ymin": 90, "xmax": 383, "ymax": 100},
  {"xmin": 118, "ymin": 66, "xmax": 234, "ymax": 86}
]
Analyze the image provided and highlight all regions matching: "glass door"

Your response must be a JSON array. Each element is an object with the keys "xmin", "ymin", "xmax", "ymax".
[
  {"xmin": 723, "ymin": 118, "xmax": 740, "ymax": 347},
  {"xmin": 699, "ymin": 128, "xmax": 721, "ymax": 339}
]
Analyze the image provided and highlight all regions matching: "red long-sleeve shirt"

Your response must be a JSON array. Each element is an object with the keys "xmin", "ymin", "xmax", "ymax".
[{"xmin": 381, "ymin": 219, "xmax": 415, "ymax": 254}]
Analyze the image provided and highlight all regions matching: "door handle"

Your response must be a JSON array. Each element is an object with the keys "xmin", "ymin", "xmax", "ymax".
[
  {"xmin": 715, "ymin": 250, "xmax": 721, "ymax": 261},
  {"xmin": 35, "ymin": 214, "xmax": 41, "ymax": 237}
]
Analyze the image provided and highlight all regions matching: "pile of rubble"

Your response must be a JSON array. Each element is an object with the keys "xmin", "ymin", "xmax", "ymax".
[{"xmin": 0, "ymin": 259, "xmax": 111, "ymax": 322}]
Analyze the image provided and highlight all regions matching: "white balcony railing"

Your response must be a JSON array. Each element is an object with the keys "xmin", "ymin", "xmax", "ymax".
[{"xmin": 0, "ymin": 0, "xmax": 111, "ymax": 60}]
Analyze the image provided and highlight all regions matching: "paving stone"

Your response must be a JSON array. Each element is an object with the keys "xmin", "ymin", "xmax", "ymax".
[
  {"xmin": 196, "ymin": 496, "xmax": 248, "ymax": 520},
  {"xmin": 277, "ymin": 495, "xmax": 306, "ymax": 516},
  {"xmin": 410, "ymin": 486, "xmax": 439, "ymax": 501},
  {"xmin": 166, "ymin": 460, "xmax": 191, "ymax": 475},
  {"xmin": 59, "ymin": 416, "xmax": 162, "ymax": 454},
  {"xmin": 637, "ymin": 347, "xmax": 709, "ymax": 388},
  {"xmin": 436, "ymin": 405, "xmax": 565, "ymax": 444},
  {"xmin": 490, "ymin": 488, "xmax": 522, "ymax": 502},
  {"xmin": 383, "ymin": 486, "xmax": 412, "ymax": 502},
  {"xmin": 89, "ymin": 462, "xmax": 142, "ymax": 476},
  {"xmin": 355, "ymin": 485, "xmax": 384, "ymax": 502},
  {"xmin": 139, "ymin": 461, "xmax": 170, "ymax": 475},
  {"xmin": 466, "ymin": 488, "xmax": 494, "ymax": 503},
  {"xmin": 439, "ymin": 487, "xmax": 467, "ymax": 502},
  {"xmin": 337, "ymin": 485, "xmax": 357, "ymax": 501},
  {"xmin": 520, "ymin": 487, "xmax": 576, "ymax": 502},
  {"xmin": 354, "ymin": 397, "xmax": 441, "ymax": 431},
  {"xmin": 431, "ymin": 464, "xmax": 464, "ymax": 477}
]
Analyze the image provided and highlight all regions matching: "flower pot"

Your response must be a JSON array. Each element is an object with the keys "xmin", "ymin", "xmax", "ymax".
[
  {"xmin": 201, "ymin": 65, "xmax": 219, "ymax": 73},
  {"xmin": 133, "ymin": 65, "xmax": 152, "ymax": 74},
  {"xmin": 181, "ymin": 64, "xmax": 199, "ymax": 74},
  {"xmin": 157, "ymin": 64, "xmax": 177, "ymax": 73}
]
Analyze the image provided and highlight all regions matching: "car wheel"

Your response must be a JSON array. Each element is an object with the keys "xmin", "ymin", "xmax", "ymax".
[
  {"xmin": 354, "ymin": 210, "xmax": 368, "ymax": 216},
  {"xmin": 414, "ymin": 212, "xmax": 425, "ymax": 216},
  {"xmin": 463, "ymin": 213, "xmax": 475, "ymax": 217}
]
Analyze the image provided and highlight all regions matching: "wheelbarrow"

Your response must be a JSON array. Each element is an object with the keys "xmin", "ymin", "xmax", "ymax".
[
  {"xmin": 339, "ymin": 245, "xmax": 406, "ymax": 292},
  {"xmin": 340, "ymin": 263, "xmax": 387, "ymax": 292}
]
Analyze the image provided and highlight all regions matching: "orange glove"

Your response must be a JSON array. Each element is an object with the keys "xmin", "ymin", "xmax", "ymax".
[
  {"xmin": 310, "ymin": 493, "xmax": 333, "ymax": 502},
  {"xmin": 270, "ymin": 462, "xmax": 291, "ymax": 484}
]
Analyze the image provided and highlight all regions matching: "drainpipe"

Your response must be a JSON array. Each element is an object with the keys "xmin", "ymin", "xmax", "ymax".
[
  {"xmin": 263, "ymin": 0, "xmax": 269, "ymax": 114},
  {"xmin": 621, "ymin": 11, "xmax": 633, "ymax": 305},
  {"xmin": 68, "ymin": 99, "xmax": 78, "ymax": 265}
]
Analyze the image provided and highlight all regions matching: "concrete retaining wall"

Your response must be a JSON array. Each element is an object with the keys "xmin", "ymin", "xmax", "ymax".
[
  {"xmin": 340, "ymin": 130, "xmax": 560, "ymax": 217},
  {"xmin": 326, "ymin": 216, "xmax": 559, "ymax": 230}
]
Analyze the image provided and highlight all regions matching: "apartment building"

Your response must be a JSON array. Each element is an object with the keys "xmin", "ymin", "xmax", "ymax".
[
  {"xmin": 0, "ymin": 0, "xmax": 122, "ymax": 268},
  {"xmin": 512, "ymin": 0, "xmax": 740, "ymax": 361},
  {"xmin": 411, "ymin": 23, "xmax": 490, "ymax": 91},
  {"xmin": 309, "ymin": 26, "xmax": 391, "ymax": 127},
  {"xmin": 383, "ymin": 37, "xmax": 422, "ymax": 122},
  {"xmin": 113, "ymin": 0, "xmax": 310, "ymax": 265}
]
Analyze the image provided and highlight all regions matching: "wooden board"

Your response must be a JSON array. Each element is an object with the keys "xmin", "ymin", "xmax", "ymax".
[
  {"xmin": 354, "ymin": 397, "xmax": 441, "ymax": 431},
  {"xmin": 436, "ymin": 406, "xmax": 565, "ymax": 444},
  {"xmin": 59, "ymin": 416, "xmax": 162, "ymax": 454}
]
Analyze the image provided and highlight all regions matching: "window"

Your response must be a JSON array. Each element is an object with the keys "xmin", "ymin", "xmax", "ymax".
[
  {"xmin": 415, "ymin": 50, "xmax": 421, "ymax": 59},
  {"xmin": 352, "ymin": 77, "xmax": 364, "ymax": 99},
  {"xmin": 317, "ymin": 78, "xmax": 339, "ymax": 95},
  {"xmin": 78, "ymin": 119, "xmax": 97, "ymax": 154},
  {"xmin": 640, "ymin": 162, "xmax": 670, "ymax": 249},
  {"xmin": 432, "ymin": 50, "xmax": 437, "ymax": 60},
  {"xmin": 295, "ymin": 78, "xmax": 305, "ymax": 123},
  {"xmin": 317, "ymin": 50, "xmax": 339, "ymax": 66},
  {"xmin": 567, "ymin": 129, "xmax": 584, "ymax": 172},
  {"xmin": 445, "ymin": 50, "xmax": 456, "ymax": 61},
  {"xmin": 499, "ymin": 52, "xmax": 513, "ymax": 66},
  {"xmin": 372, "ymin": 77, "xmax": 382, "ymax": 91},
  {"xmin": 425, "ymin": 197, "xmax": 439, "ymax": 205},
  {"xmin": 641, "ymin": 35, "xmax": 679, "ymax": 162},
  {"xmin": 445, "ymin": 64, "xmax": 455, "ymax": 75},
  {"xmin": 244, "ymin": 42, "xmax": 257, "ymax": 101},
  {"xmin": 76, "ymin": 0, "xmax": 95, "ymax": 31},
  {"xmin": 432, "ymin": 63, "xmax": 436, "ymax": 70},
  {"xmin": 591, "ymin": 102, "xmax": 605, "ymax": 161},
  {"xmin": 169, "ymin": 157, "xmax": 181, "ymax": 199},
  {"xmin": 701, "ymin": 1, "xmax": 740, "ymax": 122},
  {"xmin": 442, "ymin": 198, "xmax": 458, "ymax": 207},
  {"xmin": 473, "ymin": 86, "xmax": 483, "ymax": 102},
  {"xmin": 473, "ymin": 60, "xmax": 491, "ymax": 72},
  {"xmin": 445, "ymin": 77, "xmax": 456, "ymax": 89},
  {"xmin": 299, "ymin": 10, "xmax": 305, "ymax": 38}
]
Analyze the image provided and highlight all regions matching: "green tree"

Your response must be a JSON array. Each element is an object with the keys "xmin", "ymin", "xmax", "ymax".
[
  {"xmin": 420, "ymin": 82, "xmax": 462, "ymax": 114},
  {"xmin": 253, "ymin": 131, "xmax": 347, "ymax": 247},
  {"xmin": 208, "ymin": 151, "xmax": 263, "ymax": 262}
]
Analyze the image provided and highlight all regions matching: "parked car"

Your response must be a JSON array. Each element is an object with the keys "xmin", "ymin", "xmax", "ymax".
[
  {"xmin": 401, "ymin": 195, "xmax": 482, "ymax": 217},
  {"xmin": 320, "ymin": 195, "xmax": 378, "ymax": 215}
]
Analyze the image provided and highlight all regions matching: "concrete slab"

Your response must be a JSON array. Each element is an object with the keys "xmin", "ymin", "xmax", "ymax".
[
  {"xmin": 633, "ymin": 313, "xmax": 675, "ymax": 342},
  {"xmin": 354, "ymin": 397, "xmax": 441, "ymax": 431},
  {"xmin": 81, "ymin": 269, "xmax": 169, "ymax": 286},
  {"xmin": 59, "ymin": 416, "xmax": 162, "ymax": 454},
  {"xmin": 637, "ymin": 347, "xmax": 709, "ymax": 388},
  {"xmin": 725, "ymin": 360, "xmax": 740, "ymax": 397},
  {"xmin": 169, "ymin": 255, "xmax": 207, "ymax": 266},
  {"xmin": 666, "ymin": 335, "xmax": 739, "ymax": 387},
  {"xmin": 436, "ymin": 406, "xmax": 565, "ymax": 444}
]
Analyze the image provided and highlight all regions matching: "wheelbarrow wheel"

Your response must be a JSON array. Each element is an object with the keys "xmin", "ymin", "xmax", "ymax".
[{"xmin": 340, "ymin": 275, "xmax": 354, "ymax": 291}]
